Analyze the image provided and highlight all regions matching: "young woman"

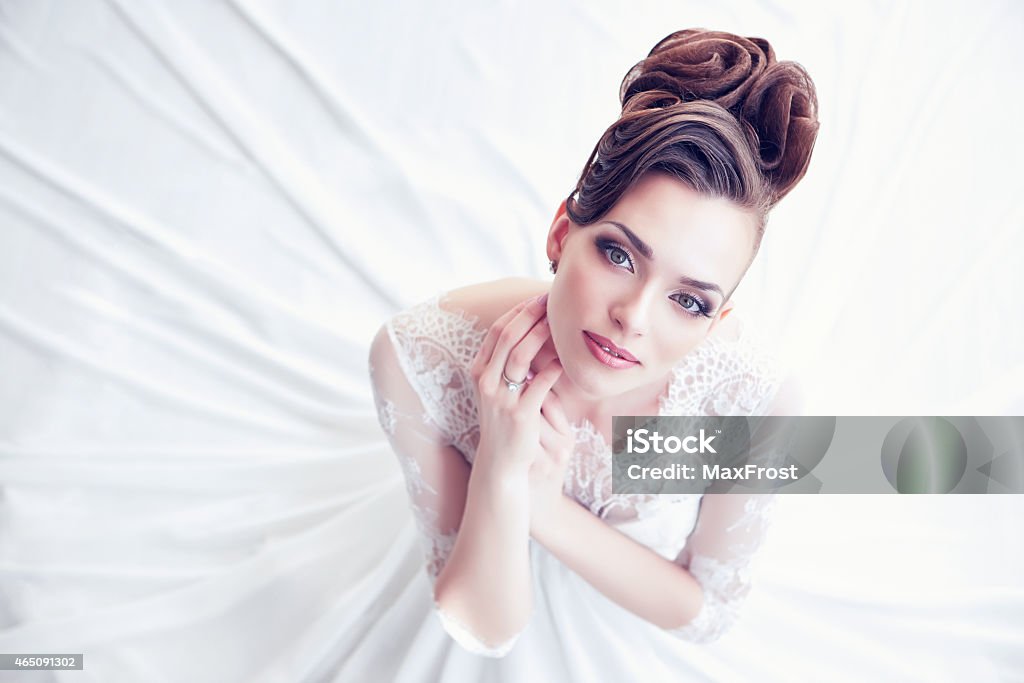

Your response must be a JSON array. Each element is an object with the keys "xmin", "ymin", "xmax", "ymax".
[{"xmin": 364, "ymin": 28, "xmax": 818, "ymax": 681}]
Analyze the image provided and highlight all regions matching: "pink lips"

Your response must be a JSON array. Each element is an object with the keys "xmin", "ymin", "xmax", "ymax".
[
  {"xmin": 585, "ymin": 331, "xmax": 638, "ymax": 363},
  {"xmin": 583, "ymin": 331, "xmax": 639, "ymax": 369}
]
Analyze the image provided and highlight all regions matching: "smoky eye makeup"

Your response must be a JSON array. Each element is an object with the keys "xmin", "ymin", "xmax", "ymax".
[{"xmin": 596, "ymin": 237, "xmax": 636, "ymax": 270}]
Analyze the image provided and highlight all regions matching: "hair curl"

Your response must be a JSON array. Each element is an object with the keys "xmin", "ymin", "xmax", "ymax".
[{"xmin": 566, "ymin": 28, "xmax": 819, "ymax": 259}]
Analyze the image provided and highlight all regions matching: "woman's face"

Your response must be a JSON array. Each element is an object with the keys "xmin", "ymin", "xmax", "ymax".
[{"xmin": 545, "ymin": 171, "xmax": 757, "ymax": 403}]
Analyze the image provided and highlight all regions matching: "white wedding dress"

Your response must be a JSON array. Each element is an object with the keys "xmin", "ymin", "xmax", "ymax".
[{"xmin": 345, "ymin": 291, "xmax": 789, "ymax": 682}]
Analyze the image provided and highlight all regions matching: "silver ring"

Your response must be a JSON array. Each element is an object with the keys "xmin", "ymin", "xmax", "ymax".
[{"xmin": 501, "ymin": 369, "xmax": 527, "ymax": 393}]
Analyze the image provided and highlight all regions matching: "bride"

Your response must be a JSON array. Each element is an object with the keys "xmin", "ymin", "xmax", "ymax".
[{"xmin": 361, "ymin": 28, "xmax": 819, "ymax": 681}]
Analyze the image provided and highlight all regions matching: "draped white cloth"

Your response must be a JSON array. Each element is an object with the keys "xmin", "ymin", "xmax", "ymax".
[{"xmin": 1, "ymin": 1, "xmax": 1022, "ymax": 681}]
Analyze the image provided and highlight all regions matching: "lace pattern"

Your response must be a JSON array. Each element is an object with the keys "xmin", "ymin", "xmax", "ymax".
[
  {"xmin": 383, "ymin": 294, "xmax": 486, "ymax": 456},
  {"xmin": 671, "ymin": 494, "xmax": 780, "ymax": 643},
  {"xmin": 368, "ymin": 334, "xmax": 466, "ymax": 591},
  {"xmin": 562, "ymin": 317, "xmax": 782, "ymax": 528},
  {"xmin": 660, "ymin": 317, "xmax": 783, "ymax": 417},
  {"xmin": 370, "ymin": 292, "xmax": 789, "ymax": 649}
]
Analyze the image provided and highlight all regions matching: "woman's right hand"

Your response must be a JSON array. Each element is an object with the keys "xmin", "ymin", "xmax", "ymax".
[{"xmin": 468, "ymin": 293, "xmax": 563, "ymax": 480}]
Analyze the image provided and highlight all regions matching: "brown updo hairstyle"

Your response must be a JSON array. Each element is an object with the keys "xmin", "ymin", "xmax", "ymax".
[{"xmin": 566, "ymin": 29, "xmax": 820, "ymax": 265}]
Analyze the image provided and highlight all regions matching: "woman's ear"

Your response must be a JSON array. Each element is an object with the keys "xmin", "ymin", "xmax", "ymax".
[
  {"xmin": 546, "ymin": 199, "xmax": 571, "ymax": 263},
  {"xmin": 554, "ymin": 198, "xmax": 567, "ymax": 221}
]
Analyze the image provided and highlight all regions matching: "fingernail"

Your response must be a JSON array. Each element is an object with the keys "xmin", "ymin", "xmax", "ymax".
[{"xmin": 538, "ymin": 293, "xmax": 549, "ymax": 306}]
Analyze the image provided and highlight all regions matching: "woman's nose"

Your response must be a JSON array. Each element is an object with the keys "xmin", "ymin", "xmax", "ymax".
[{"xmin": 610, "ymin": 292, "xmax": 650, "ymax": 337}]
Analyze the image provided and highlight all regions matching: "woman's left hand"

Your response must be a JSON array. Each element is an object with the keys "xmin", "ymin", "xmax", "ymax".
[{"xmin": 528, "ymin": 386, "xmax": 575, "ymax": 535}]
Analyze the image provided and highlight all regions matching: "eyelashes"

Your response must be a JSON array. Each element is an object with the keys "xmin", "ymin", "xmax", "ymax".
[{"xmin": 595, "ymin": 238, "xmax": 714, "ymax": 319}]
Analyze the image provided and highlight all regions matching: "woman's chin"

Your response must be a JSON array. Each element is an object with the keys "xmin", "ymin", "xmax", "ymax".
[{"xmin": 557, "ymin": 359, "xmax": 614, "ymax": 399}]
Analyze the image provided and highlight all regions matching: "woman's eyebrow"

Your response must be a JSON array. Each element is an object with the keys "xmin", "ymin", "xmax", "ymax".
[{"xmin": 601, "ymin": 220, "xmax": 724, "ymax": 298}]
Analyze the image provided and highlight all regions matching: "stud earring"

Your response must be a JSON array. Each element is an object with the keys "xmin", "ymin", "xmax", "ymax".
[{"xmin": 549, "ymin": 260, "xmax": 558, "ymax": 274}]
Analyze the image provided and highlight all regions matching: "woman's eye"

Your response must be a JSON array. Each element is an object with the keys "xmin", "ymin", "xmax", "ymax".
[
  {"xmin": 601, "ymin": 243, "xmax": 634, "ymax": 271},
  {"xmin": 598, "ymin": 238, "xmax": 709, "ymax": 318},
  {"xmin": 608, "ymin": 247, "xmax": 629, "ymax": 266},
  {"xmin": 673, "ymin": 293, "xmax": 706, "ymax": 316}
]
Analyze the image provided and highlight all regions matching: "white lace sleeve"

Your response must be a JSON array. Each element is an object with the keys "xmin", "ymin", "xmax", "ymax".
[
  {"xmin": 368, "ymin": 297, "xmax": 521, "ymax": 657},
  {"xmin": 669, "ymin": 371, "xmax": 802, "ymax": 644},
  {"xmin": 368, "ymin": 321, "xmax": 463, "ymax": 584},
  {"xmin": 670, "ymin": 493, "xmax": 778, "ymax": 644}
]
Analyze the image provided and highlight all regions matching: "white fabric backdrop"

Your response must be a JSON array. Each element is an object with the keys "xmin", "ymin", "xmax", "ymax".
[{"xmin": 1, "ymin": 0, "xmax": 1022, "ymax": 681}]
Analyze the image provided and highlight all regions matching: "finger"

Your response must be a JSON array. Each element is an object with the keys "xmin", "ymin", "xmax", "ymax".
[
  {"xmin": 471, "ymin": 297, "xmax": 532, "ymax": 383},
  {"xmin": 541, "ymin": 390, "xmax": 572, "ymax": 437},
  {"xmin": 475, "ymin": 299, "xmax": 528, "ymax": 369},
  {"xmin": 519, "ymin": 356, "xmax": 562, "ymax": 413},
  {"xmin": 484, "ymin": 294, "xmax": 549, "ymax": 387},
  {"xmin": 501, "ymin": 315, "xmax": 550, "ymax": 387}
]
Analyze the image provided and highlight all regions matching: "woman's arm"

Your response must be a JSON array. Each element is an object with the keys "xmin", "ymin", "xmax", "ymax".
[
  {"xmin": 432, "ymin": 459, "xmax": 534, "ymax": 651},
  {"xmin": 369, "ymin": 320, "xmax": 533, "ymax": 657},
  {"xmin": 532, "ymin": 491, "xmax": 779, "ymax": 643},
  {"xmin": 531, "ymin": 495, "xmax": 705, "ymax": 629},
  {"xmin": 529, "ymin": 376, "xmax": 802, "ymax": 642},
  {"xmin": 433, "ymin": 291, "xmax": 564, "ymax": 652},
  {"xmin": 369, "ymin": 291, "xmax": 560, "ymax": 657}
]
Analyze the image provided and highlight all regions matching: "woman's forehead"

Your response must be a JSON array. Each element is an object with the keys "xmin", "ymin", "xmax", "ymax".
[
  {"xmin": 600, "ymin": 174, "xmax": 756, "ymax": 274},
  {"xmin": 611, "ymin": 174, "xmax": 751, "ymax": 233}
]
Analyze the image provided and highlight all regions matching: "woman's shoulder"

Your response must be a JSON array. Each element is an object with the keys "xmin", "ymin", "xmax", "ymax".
[
  {"xmin": 385, "ymin": 277, "xmax": 546, "ymax": 370},
  {"xmin": 438, "ymin": 277, "xmax": 548, "ymax": 333},
  {"xmin": 378, "ymin": 278, "xmax": 547, "ymax": 452},
  {"xmin": 666, "ymin": 311, "xmax": 787, "ymax": 416}
]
